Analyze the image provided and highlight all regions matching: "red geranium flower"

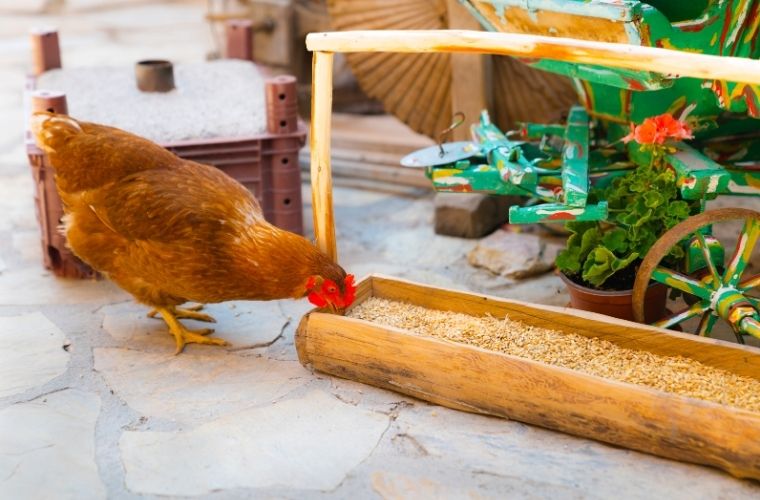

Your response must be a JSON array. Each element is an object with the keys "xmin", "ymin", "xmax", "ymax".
[{"xmin": 622, "ymin": 112, "xmax": 693, "ymax": 145}]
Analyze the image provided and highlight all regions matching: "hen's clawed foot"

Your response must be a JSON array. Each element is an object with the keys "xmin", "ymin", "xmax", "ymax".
[
  {"xmin": 154, "ymin": 306, "xmax": 228, "ymax": 354},
  {"xmin": 148, "ymin": 304, "xmax": 216, "ymax": 323}
]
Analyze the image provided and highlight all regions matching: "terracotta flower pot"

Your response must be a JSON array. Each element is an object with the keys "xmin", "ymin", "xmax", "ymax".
[{"xmin": 559, "ymin": 272, "xmax": 667, "ymax": 323}]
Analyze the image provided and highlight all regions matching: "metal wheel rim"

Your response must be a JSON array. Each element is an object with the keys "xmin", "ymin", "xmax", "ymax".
[{"xmin": 632, "ymin": 208, "xmax": 760, "ymax": 337}]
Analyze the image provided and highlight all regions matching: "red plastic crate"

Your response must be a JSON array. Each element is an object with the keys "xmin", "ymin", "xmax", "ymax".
[{"xmin": 25, "ymin": 26, "xmax": 306, "ymax": 279}]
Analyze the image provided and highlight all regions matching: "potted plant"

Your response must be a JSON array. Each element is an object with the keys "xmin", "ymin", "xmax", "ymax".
[{"xmin": 556, "ymin": 112, "xmax": 699, "ymax": 322}]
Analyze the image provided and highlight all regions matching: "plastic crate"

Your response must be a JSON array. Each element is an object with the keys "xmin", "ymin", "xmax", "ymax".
[{"xmin": 25, "ymin": 26, "xmax": 306, "ymax": 279}]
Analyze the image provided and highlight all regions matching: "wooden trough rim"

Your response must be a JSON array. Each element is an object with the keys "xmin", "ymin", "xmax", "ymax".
[{"xmin": 298, "ymin": 273, "xmax": 760, "ymax": 404}]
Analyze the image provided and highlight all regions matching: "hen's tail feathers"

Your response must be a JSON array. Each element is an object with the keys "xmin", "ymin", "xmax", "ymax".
[{"xmin": 31, "ymin": 112, "xmax": 83, "ymax": 154}]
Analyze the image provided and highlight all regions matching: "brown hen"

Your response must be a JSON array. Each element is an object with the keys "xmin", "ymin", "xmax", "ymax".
[{"xmin": 31, "ymin": 112, "xmax": 354, "ymax": 353}]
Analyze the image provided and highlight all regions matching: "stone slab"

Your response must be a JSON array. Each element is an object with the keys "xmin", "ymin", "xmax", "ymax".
[
  {"xmin": 467, "ymin": 230, "xmax": 564, "ymax": 279},
  {"xmin": 11, "ymin": 230, "xmax": 41, "ymax": 263},
  {"xmin": 0, "ymin": 312, "xmax": 69, "ymax": 398},
  {"xmin": 372, "ymin": 471, "xmax": 485, "ymax": 499},
  {"xmin": 101, "ymin": 299, "xmax": 291, "ymax": 352},
  {"xmin": 120, "ymin": 390, "xmax": 389, "ymax": 496},
  {"xmin": 0, "ymin": 268, "xmax": 128, "ymax": 305},
  {"xmin": 0, "ymin": 174, "xmax": 36, "ymax": 232},
  {"xmin": 0, "ymin": 0, "xmax": 47, "ymax": 15},
  {"xmin": 0, "ymin": 389, "xmax": 105, "ymax": 500},
  {"xmin": 94, "ymin": 347, "xmax": 308, "ymax": 425},
  {"xmin": 380, "ymin": 228, "xmax": 476, "ymax": 269},
  {"xmin": 373, "ymin": 405, "xmax": 760, "ymax": 499}
]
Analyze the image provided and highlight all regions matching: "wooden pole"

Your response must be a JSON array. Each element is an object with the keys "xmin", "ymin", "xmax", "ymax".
[
  {"xmin": 310, "ymin": 51, "xmax": 337, "ymax": 261},
  {"xmin": 306, "ymin": 30, "xmax": 760, "ymax": 85}
]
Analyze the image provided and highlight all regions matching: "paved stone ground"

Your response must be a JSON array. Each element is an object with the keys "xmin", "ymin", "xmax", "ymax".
[{"xmin": 1, "ymin": 1, "xmax": 759, "ymax": 499}]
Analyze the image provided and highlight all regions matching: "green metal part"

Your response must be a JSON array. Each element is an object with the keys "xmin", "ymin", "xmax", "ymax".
[
  {"xmin": 422, "ymin": 0, "xmax": 760, "ymax": 223},
  {"xmin": 561, "ymin": 107, "xmax": 590, "ymax": 207},
  {"xmin": 509, "ymin": 202, "xmax": 609, "ymax": 224},
  {"xmin": 685, "ymin": 234, "xmax": 725, "ymax": 275},
  {"xmin": 464, "ymin": 0, "xmax": 760, "ymax": 123},
  {"xmin": 648, "ymin": 215, "xmax": 760, "ymax": 340}
]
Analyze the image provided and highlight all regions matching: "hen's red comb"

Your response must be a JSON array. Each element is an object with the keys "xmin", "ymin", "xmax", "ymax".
[{"xmin": 342, "ymin": 274, "xmax": 356, "ymax": 307}]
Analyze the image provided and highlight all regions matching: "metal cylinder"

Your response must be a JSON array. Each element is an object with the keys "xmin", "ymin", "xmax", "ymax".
[
  {"xmin": 225, "ymin": 19, "xmax": 254, "ymax": 61},
  {"xmin": 30, "ymin": 89, "xmax": 68, "ymax": 115},
  {"xmin": 30, "ymin": 27, "xmax": 62, "ymax": 76},
  {"xmin": 135, "ymin": 60, "xmax": 175, "ymax": 92},
  {"xmin": 265, "ymin": 75, "xmax": 298, "ymax": 134}
]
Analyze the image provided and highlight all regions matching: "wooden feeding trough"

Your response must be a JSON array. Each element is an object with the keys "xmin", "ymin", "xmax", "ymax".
[
  {"xmin": 25, "ymin": 23, "xmax": 306, "ymax": 278},
  {"xmin": 299, "ymin": 30, "xmax": 760, "ymax": 480},
  {"xmin": 297, "ymin": 274, "xmax": 760, "ymax": 480}
]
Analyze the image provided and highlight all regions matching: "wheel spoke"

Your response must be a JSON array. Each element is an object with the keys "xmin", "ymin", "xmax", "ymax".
[
  {"xmin": 723, "ymin": 217, "xmax": 760, "ymax": 287},
  {"xmin": 651, "ymin": 266, "xmax": 714, "ymax": 301},
  {"xmin": 739, "ymin": 317, "xmax": 760, "ymax": 341},
  {"xmin": 739, "ymin": 273, "xmax": 760, "ymax": 292},
  {"xmin": 654, "ymin": 301, "xmax": 710, "ymax": 329},
  {"xmin": 697, "ymin": 311, "xmax": 718, "ymax": 337},
  {"xmin": 695, "ymin": 232, "xmax": 722, "ymax": 287}
]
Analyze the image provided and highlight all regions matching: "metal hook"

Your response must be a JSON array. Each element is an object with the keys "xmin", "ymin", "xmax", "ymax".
[{"xmin": 438, "ymin": 111, "xmax": 465, "ymax": 157}]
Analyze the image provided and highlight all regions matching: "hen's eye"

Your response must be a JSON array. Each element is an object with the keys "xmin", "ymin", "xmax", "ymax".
[{"xmin": 328, "ymin": 287, "xmax": 336, "ymax": 293}]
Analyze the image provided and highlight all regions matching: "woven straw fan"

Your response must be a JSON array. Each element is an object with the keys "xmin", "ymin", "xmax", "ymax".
[{"xmin": 327, "ymin": 0, "xmax": 578, "ymax": 138}]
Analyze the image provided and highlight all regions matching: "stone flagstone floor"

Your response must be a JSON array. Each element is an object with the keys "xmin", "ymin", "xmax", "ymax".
[{"xmin": 1, "ymin": 1, "xmax": 760, "ymax": 499}]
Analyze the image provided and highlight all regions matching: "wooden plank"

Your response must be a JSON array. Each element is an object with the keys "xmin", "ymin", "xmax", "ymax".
[
  {"xmin": 295, "ymin": 275, "xmax": 760, "ymax": 481},
  {"xmin": 369, "ymin": 274, "xmax": 760, "ymax": 378},
  {"xmin": 301, "ymin": 146, "xmax": 413, "ymax": 169},
  {"xmin": 310, "ymin": 51, "xmax": 336, "ymax": 261},
  {"xmin": 446, "ymin": 0, "xmax": 488, "ymax": 142},
  {"xmin": 330, "ymin": 115, "xmax": 433, "ymax": 156},
  {"xmin": 325, "ymin": 159, "xmax": 431, "ymax": 188},
  {"xmin": 305, "ymin": 30, "xmax": 760, "ymax": 85},
  {"xmin": 301, "ymin": 112, "xmax": 436, "ymax": 189},
  {"xmin": 298, "ymin": 149, "xmax": 432, "ymax": 189}
]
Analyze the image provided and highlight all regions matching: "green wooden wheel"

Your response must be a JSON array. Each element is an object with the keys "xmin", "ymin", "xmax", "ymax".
[{"xmin": 632, "ymin": 209, "xmax": 760, "ymax": 343}]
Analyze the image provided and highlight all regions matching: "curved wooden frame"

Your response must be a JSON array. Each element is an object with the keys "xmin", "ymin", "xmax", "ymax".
[{"xmin": 307, "ymin": 29, "xmax": 760, "ymax": 260}]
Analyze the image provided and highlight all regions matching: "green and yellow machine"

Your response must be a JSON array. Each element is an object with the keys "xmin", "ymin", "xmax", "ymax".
[{"xmin": 401, "ymin": 0, "xmax": 760, "ymax": 340}]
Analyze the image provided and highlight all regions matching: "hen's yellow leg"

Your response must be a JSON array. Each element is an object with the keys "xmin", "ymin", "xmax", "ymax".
[
  {"xmin": 148, "ymin": 304, "xmax": 216, "ymax": 323},
  {"xmin": 155, "ymin": 306, "xmax": 228, "ymax": 354}
]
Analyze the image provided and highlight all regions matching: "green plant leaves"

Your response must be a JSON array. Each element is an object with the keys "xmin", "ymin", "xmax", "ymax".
[
  {"xmin": 601, "ymin": 228, "xmax": 628, "ymax": 253},
  {"xmin": 555, "ymin": 246, "xmax": 581, "ymax": 274},
  {"xmin": 582, "ymin": 247, "xmax": 639, "ymax": 287},
  {"xmin": 555, "ymin": 161, "xmax": 696, "ymax": 289},
  {"xmin": 643, "ymin": 190, "xmax": 664, "ymax": 208},
  {"xmin": 556, "ymin": 222, "xmax": 598, "ymax": 274}
]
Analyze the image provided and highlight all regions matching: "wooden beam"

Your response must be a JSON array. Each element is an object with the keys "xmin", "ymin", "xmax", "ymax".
[
  {"xmin": 309, "ymin": 51, "xmax": 337, "ymax": 261},
  {"xmin": 306, "ymin": 30, "xmax": 760, "ymax": 85},
  {"xmin": 445, "ymin": 0, "xmax": 488, "ymax": 141}
]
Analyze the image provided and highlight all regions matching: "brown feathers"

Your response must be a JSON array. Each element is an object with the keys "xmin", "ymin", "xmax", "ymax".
[{"xmin": 33, "ymin": 112, "xmax": 348, "ymax": 308}]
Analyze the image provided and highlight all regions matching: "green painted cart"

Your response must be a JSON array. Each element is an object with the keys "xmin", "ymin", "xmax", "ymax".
[{"xmin": 400, "ymin": 0, "xmax": 760, "ymax": 341}]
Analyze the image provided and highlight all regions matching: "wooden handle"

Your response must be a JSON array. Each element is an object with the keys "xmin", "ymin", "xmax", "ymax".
[
  {"xmin": 310, "ymin": 51, "xmax": 337, "ymax": 261},
  {"xmin": 306, "ymin": 30, "xmax": 760, "ymax": 85}
]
